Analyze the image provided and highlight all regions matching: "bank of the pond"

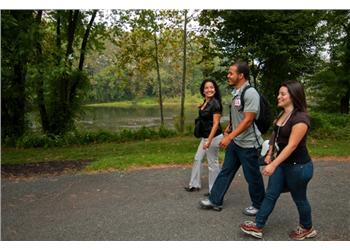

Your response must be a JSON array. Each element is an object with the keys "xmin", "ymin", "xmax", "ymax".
[{"xmin": 84, "ymin": 96, "xmax": 205, "ymax": 108}]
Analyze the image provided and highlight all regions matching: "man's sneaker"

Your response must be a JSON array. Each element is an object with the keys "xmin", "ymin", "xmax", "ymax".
[
  {"xmin": 289, "ymin": 226, "xmax": 317, "ymax": 240},
  {"xmin": 240, "ymin": 221, "xmax": 263, "ymax": 239},
  {"xmin": 184, "ymin": 186, "xmax": 200, "ymax": 192},
  {"xmin": 199, "ymin": 198, "xmax": 222, "ymax": 211},
  {"xmin": 243, "ymin": 206, "xmax": 259, "ymax": 216}
]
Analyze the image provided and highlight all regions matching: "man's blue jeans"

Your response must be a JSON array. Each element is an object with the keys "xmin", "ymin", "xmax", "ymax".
[
  {"xmin": 256, "ymin": 161, "xmax": 314, "ymax": 229},
  {"xmin": 209, "ymin": 141, "xmax": 265, "ymax": 208}
]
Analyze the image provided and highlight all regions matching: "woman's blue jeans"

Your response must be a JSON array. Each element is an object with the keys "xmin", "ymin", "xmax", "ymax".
[
  {"xmin": 256, "ymin": 161, "xmax": 314, "ymax": 229},
  {"xmin": 209, "ymin": 141, "xmax": 265, "ymax": 208}
]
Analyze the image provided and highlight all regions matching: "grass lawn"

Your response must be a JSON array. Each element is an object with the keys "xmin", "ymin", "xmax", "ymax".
[
  {"xmin": 2, "ymin": 136, "xmax": 349, "ymax": 171},
  {"xmin": 2, "ymin": 136, "xmax": 199, "ymax": 170}
]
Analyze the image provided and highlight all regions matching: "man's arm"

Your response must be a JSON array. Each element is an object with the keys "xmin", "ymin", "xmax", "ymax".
[{"xmin": 219, "ymin": 112, "xmax": 256, "ymax": 149}]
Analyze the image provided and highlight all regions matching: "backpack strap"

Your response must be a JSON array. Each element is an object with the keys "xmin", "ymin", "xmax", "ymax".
[
  {"xmin": 238, "ymin": 85, "xmax": 252, "ymax": 112},
  {"xmin": 230, "ymin": 84, "xmax": 253, "ymax": 129},
  {"xmin": 239, "ymin": 85, "xmax": 261, "ymax": 147},
  {"xmin": 229, "ymin": 85, "xmax": 261, "ymax": 147},
  {"xmin": 252, "ymin": 120, "xmax": 261, "ymax": 147}
]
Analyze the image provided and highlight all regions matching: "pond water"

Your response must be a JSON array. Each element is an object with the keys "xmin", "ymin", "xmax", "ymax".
[
  {"xmin": 29, "ymin": 104, "xmax": 230, "ymax": 132},
  {"xmin": 76, "ymin": 105, "xmax": 230, "ymax": 131}
]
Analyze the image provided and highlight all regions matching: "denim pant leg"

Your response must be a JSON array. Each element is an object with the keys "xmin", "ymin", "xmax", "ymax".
[
  {"xmin": 209, "ymin": 141, "xmax": 241, "ymax": 206},
  {"xmin": 285, "ymin": 161, "xmax": 314, "ymax": 229},
  {"xmin": 255, "ymin": 166, "xmax": 285, "ymax": 228},
  {"xmin": 238, "ymin": 145, "xmax": 265, "ymax": 209}
]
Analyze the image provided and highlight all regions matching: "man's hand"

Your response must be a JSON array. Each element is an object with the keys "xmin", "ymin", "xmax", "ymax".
[{"xmin": 219, "ymin": 136, "xmax": 232, "ymax": 149}]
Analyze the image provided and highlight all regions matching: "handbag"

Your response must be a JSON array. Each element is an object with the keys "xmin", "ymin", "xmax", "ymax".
[
  {"xmin": 258, "ymin": 140, "xmax": 270, "ymax": 166},
  {"xmin": 194, "ymin": 117, "xmax": 204, "ymax": 138},
  {"xmin": 258, "ymin": 136, "xmax": 279, "ymax": 166},
  {"xmin": 194, "ymin": 116, "xmax": 213, "ymax": 138},
  {"xmin": 258, "ymin": 112, "xmax": 286, "ymax": 164}
]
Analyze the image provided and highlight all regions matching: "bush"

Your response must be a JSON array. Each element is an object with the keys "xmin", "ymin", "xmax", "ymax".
[
  {"xmin": 309, "ymin": 112, "xmax": 350, "ymax": 139},
  {"xmin": 9, "ymin": 127, "xmax": 178, "ymax": 148},
  {"xmin": 184, "ymin": 124, "xmax": 194, "ymax": 136},
  {"xmin": 15, "ymin": 133, "xmax": 66, "ymax": 148},
  {"xmin": 158, "ymin": 126, "xmax": 177, "ymax": 138}
]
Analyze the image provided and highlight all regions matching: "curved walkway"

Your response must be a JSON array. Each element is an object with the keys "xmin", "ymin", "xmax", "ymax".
[{"xmin": 1, "ymin": 159, "xmax": 349, "ymax": 240}]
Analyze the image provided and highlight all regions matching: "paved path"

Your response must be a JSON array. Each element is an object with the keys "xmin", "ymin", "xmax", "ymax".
[{"xmin": 1, "ymin": 160, "xmax": 349, "ymax": 240}]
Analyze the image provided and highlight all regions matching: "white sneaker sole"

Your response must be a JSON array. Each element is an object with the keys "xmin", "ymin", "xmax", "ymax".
[
  {"xmin": 293, "ymin": 229, "xmax": 317, "ymax": 240},
  {"xmin": 243, "ymin": 210, "xmax": 259, "ymax": 216},
  {"xmin": 240, "ymin": 227, "xmax": 263, "ymax": 239}
]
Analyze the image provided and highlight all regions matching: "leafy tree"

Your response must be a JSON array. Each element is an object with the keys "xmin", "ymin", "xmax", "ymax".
[
  {"xmin": 29, "ymin": 10, "xmax": 101, "ymax": 135},
  {"xmin": 125, "ymin": 9, "xmax": 195, "ymax": 126},
  {"xmin": 2, "ymin": 10, "xmax": 107, "ymax": 140},
  {"xmin": 1, "ymin": 11, "xmax": 36, "ymax": 140},
  {"xmin": 199, "ymin": 10, "xmax": 323, "ymax": 108},
  {"xmin": 310, "ymin": 10, "xmax": 350, "ymax": 114},
  {"xmin": 88, "ymin": 10, "xmax": 203, "ymax": 128},
  {"xmin": 85, "ymin": 10, "xmax": 205, "ymax": 105}
]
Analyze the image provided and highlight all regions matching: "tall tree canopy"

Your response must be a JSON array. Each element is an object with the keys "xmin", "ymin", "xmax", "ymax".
[
  {"xmin": 310, "ymin": 10, "xmax": 350, "ymax": 113},
  {"xmin": 2, "ymin": 10, "xmax": 106, "ymax": 139},
  {"xmin": 2, "ymin": 9, "xmax": 349, "ymax": 143},
  {"xmin": 199, "ymin": 10, "xmax": 324, "ymax": 105},
  {"xmin": 2, "ymin": 11, "xmax": 37, "ymax": 140}
]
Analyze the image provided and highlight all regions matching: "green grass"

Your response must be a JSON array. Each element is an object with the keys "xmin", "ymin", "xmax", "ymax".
[
  {"xmin": 1, "ymin": 136, "xmax": 202, "ymax": 170},
  {"xmin": 1, "ymin": 136, "xmax": 349, "ymax": 172},
  {"xmin": 307, "ymin": 138, "xmax": 350, "ymax": 158}
]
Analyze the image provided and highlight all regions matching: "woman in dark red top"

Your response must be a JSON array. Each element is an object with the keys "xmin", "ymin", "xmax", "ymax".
[{"xmin": 240, "ymin": 80, "xmax": 317, "ymax": 240}]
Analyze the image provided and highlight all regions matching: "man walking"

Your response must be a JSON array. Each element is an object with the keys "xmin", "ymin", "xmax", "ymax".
[{"xmin": 199, "ymin": 61, "xmax": 265, "ymax": 216}]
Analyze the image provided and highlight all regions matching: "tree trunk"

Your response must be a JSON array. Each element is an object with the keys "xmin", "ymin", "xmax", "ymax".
[
  {"xmin": 154, "ymin": 32, "xmax": 164, "ymax": 126},
  {"xmin": 78, "ymin": 10, "xmax": 97, "ymax": 71},
  {"xmin": 340, "ymin": 20, "xmax": 350, "ymax": 114},
  {"xmin": 63, "ymin": 10, "xmax": 79, "ymax": 113},
  {"xmin": 340, "ymin": 87, "xmax": 350, "ymax": 114},
  {"xmin": 11, "ymin": 63, "xmax": 27, "ymax": 137},
  {"xmin": 180, "ymin": 10, "xmax": 188, "ymax": 133},
  {"xmin": 56, "ymin": 10, "xmax": 62, "ymax": 65},
  {"xmin": 34, "ymin": 10, "xmax": 50, "ymax": 133},
  {"xmin": 69, "ymin": 10, "xmax": 97, "ymax": 103},
  {"xmin": 1, "ymin": 10, "xmax": 33, "ymax": 140},
  {"xmin": 66, "ymin": 10, "xmax": 79, "ymax": 64},
  {"xmin": 47, "ymin": 10, "xmax": 80, "ymax": 135}
]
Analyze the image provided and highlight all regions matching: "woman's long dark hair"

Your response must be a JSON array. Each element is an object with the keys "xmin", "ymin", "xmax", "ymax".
[
  {"xmin": 200, "ymin": 79, "xmax": 223, "ymax": 112},
  {"xmin": 280, "ymin": 80, "xmax": 307, "ymax": 112}
]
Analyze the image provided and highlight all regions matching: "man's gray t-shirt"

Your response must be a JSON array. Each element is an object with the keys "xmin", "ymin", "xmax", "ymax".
[{"xmin": 230, "ymin": 82, "xmax": 264, "ymax": 148}]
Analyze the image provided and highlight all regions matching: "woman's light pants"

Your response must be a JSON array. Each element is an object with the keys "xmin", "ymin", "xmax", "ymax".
[{"xmin": 188, "ymin": 134, "xmax": 223, "ymax": 192}]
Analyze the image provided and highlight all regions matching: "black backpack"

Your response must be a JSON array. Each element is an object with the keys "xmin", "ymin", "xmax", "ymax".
[{"xmin": 239, "ymin": 85, "xmax": 272, "ymax": 134}]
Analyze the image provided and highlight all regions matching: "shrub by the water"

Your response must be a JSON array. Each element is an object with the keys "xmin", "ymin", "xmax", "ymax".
[
  {"xmin": 5, "ymin": 112, "xmax": 349, "ymax": 148},
  {"xmin": 11, "ymin": 127, "xmax": 178, "ymax": 148}
]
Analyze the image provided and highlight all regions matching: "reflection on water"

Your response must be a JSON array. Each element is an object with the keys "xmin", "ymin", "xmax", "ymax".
[
  {"xmin": 78, "ymin": 105, "xmax": 230, "ymax": 131},
  {"xmin": 30, "ymin": 105, "xmax": 230, "ymax": 132}
]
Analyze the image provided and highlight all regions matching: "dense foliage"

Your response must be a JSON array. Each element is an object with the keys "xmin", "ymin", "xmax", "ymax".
[
  {"xmin": 2, "ymin": 10, "xmax": 105, "ymax": 139},
  {"xmin": 1, "ymin": 10, "xmax": 349, "ymax": 145}
]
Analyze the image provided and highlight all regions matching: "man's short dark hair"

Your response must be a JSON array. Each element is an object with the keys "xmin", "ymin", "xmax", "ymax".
[{"xmin": 232, "ymin": 61, "xmax": 250, "ymax": 80}]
